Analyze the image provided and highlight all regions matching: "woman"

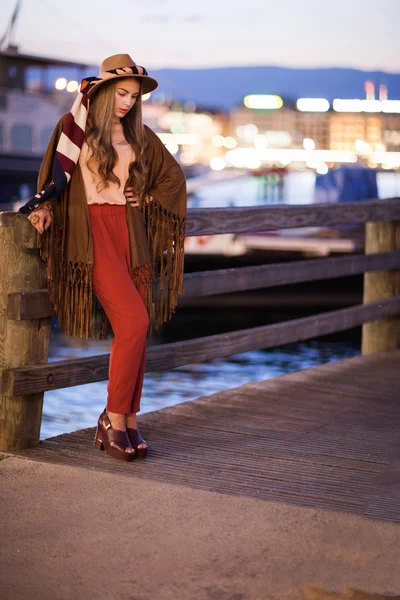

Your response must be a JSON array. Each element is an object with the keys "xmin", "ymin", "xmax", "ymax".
[{"xmin": 19, "ymin": 54, "xmax": 187, "ymax": 463}]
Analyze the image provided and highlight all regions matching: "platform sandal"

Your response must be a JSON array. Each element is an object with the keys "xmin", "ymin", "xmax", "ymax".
[
  {"xmin": 94, "ymin": 408, "xmax": 136, "ymax": 462},
  {"xmin": 126, "ymin": 427, "xmax": 148, "ymax": 458}
]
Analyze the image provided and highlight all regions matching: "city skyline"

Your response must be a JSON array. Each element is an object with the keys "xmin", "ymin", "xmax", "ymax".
[{"xmin": 0, "ymin": 0, "xmax": 399, "ymax": 72}]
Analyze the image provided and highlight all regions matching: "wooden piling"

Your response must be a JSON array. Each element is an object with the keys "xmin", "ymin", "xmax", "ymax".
[
  {"xmin": 0, "ymin": 212, "xmax": 51, "ymax": 450},
  {"xmin": 362, "ymin": 217, "xmax": 400, "ymax": 355}
]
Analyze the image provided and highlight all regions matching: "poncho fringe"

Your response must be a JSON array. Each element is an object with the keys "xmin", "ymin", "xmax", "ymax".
[{"xmin": 38, "ymin": 195, "xmax": 186, "ymax": 340}]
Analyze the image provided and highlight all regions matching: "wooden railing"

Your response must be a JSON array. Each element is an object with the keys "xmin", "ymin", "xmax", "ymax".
[{"xmin": 1, "ymin": 198, "xmax": 399, "ymax": 450}]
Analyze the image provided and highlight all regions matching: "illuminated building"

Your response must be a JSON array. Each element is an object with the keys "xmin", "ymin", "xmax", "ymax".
[
  {"xmin": 142, "ymin": 101, "xmax": 228, "ymax": 171},
  {"xmin": 226, "ymin": 85, "xmax": 400, "ymax": 170}
]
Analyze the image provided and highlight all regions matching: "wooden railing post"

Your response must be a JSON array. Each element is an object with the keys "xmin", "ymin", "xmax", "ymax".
[
  {"xmin": 0, "ymin": 211, "xmax": 51, "ymax": 450},
  {"xmin": 362, "ymin": 214, "xmax": 400, "ymax": 355}
]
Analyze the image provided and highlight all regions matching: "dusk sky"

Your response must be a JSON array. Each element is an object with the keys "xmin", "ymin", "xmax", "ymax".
[{"xmin": 1, "ymin": 0, "xmax": 399, "ymax": 72}]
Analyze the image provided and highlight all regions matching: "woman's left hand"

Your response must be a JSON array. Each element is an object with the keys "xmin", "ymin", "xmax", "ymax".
[{"xmin": 124, "ymin": 187, "xmax": 140, "ymax": 207}]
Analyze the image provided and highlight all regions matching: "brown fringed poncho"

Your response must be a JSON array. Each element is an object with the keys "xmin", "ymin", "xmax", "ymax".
[{"xmin": 35, "ymin": 114, "xmax": 187, "ymax": 340}]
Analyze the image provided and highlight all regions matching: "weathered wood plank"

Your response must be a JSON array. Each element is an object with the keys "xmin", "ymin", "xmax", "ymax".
[
  {"xmin": 0, "ymin": 211, "xmax": 39, "ymax": 249},
  {"xmin": 183, "ymin": 251, "xmax": 400, "ymax": 297},
  {"xmin": 0, "ymin": 212, "xmax": 17, "ymax": 228},
  {"xmin": 362, "ymin": 215, "xmax": 400, "ymax": 354},
  {"xmin": 185, "ymin": 198, "xmax": 400, "ymax": 236},
  {"xmin": 6, "ymin": 251, "xmax": 400, "ymax": 320},
  {"xmin": 4, "ymin": 199, "xmax": 400, "ymax": 246},
  {"xmin": 6, "ymin": 351, "xmax": 400, "ymax": 522},
  {"xmin": 0, "ymin": 215, "xmax": 51, "ymax": 450},
  {"xmin": 7, "ymin": 290, "xmax": 55, "ymax": 320},
  {"xmin": 2, "ymin": 297, "xmax": 400, "ymax": 396},
  {"xmin": 12, "ymin": 212, "xmax": 41, "ymax": 249}
]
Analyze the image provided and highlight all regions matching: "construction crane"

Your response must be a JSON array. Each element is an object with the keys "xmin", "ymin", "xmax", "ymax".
[{"xmin": 0, "ymin": 0, "xmax": 22, "ymax": 52}]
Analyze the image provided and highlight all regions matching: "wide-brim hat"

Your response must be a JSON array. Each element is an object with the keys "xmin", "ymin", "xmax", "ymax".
[{"xmin": 80, "ymin": 53, "xmax": 159, "ymax": 98}]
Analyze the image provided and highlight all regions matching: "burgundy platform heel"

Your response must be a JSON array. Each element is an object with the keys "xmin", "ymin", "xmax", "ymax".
[
  {"xmin": 94, "ymin": 408, "xmax": 136, "ymax": 462},
  {"xmin": 126, "ymin": 427, "xmax": 148, "ymax": 458}
]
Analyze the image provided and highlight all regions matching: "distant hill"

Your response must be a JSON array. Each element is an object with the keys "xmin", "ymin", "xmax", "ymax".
[{"xmin": 149, "ymin": 66, "xmax": 400, "ymax": 111}]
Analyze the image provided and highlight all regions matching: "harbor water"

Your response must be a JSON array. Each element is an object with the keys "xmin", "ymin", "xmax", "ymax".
[{"xmin": 43, "ymin": 331, "xmax": 360, "ymax": 440}]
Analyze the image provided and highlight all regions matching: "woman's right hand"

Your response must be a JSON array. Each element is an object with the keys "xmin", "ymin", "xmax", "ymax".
[{"xmin": 27, "ymin": 208, "xmax": 53, "ymax": 234}]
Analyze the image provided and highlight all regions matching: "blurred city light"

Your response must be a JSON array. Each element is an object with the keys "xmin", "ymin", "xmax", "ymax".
[
  {"xmin": 244, "ymin": 95, "xmax": 283, "ymax": 110},
  {"xmin": 297, "ymin": 98, "xmax": 330, "ymax": 112},
  {"xmin": 66, "ymin": 80, "xmax": 79, "ymax": 93},
  {"xmin": 365, "ymin": 80, "xmax": 375, "ymax": 100},
  {"xmin": 316, "ymin": 163, "xmax": 329, "ymax": 174},
  {"xmin": 306, "ymin": 159, "xmax": 319, "ymax": 169},
  {"xmin": 210, "ymin": 157, "xmax": 226, "ymax": 170},
  {"xmin": 303, "ymin": 138, "xmax": 316, "ymax": 150},
  {"xmin": 371, "ymin": 152, "xmax": 400, "ymax": 167},
  {"xmin": 355, "ymin": 139, "xmax": 366, "ymax": 153},
  {"xmin": 361, "ymin": 100, "xmax": 382, "ymax": 112},
  {"xmin": 186, "ymin": 113, "xmax": 213, "ymax": 127},
  {"xmin": 180, "ymin": 151, "xmax": 197, "ymax": 165},
  {"xmin": 244, "ymin": 125, "xmax": 259, "ymax": 141},
  {"xmin": 254, "ymin": 134, "xmax": 268, "ymax": 149},
  {"xmin": 247, "ymin": 157, "xmax": 262, "ymax": 169},
  {"xmin": 170, "ymin": 122, "xmax": 185, "ymax": 134},
  {"xmin": 235, "ymin": 124, "xmax": 259, "ymax": 141},
  {"xmin": 381, "ymin": 100, "xmax": 400, "ymax": 113},
  {"xmin": 158, "ymin": 133, "xmax": 199, "ymax": 145},
  {"xmin": 223, "ymin": 136, "xmax": 237, "ymax": 148},
  {"xmin": 165, "ymin": 143, "xmax": 179, "ymax": 155},
  {"xmin": 333, "ymin": 99, "xmax": 363, "ymax": 112},
  {"xmin": 333, "ymin": 98, "xmax": 400, "ymax": 113},
  {"xmin": 264, "ymin": 131, "xmax": 292, "ymax": 147},
  {"xmin": 225, "ymin": 150, "xmax": 243, "ymax": 168},
  {"xmin": 225, "ymin": 147, "xmax": 357, "ymax": 165},
  {"xmin": 55, "ymin": 77, "xmax": 67, "ymax": 90},
  {"xmin": 379, "ymin": 84, "xmax": 388, "ymax": 101},
  {"xmin": 212, "ymin": 135, "xmax": 225, "ymax": 147}
]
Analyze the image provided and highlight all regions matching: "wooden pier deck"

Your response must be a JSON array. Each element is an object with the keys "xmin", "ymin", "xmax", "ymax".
[
  {"xmin": 1, "ymin": 351, "xmax": 400, "ymax": 599},
  {"xmin": 4, "ymin": 350, "xmax": 400, "ymax": 522}
]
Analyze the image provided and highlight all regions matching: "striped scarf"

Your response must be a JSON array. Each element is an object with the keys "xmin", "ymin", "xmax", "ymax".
[{"xmin": 18, "ymin": 65, "xmax": 149, "ymax": 215}]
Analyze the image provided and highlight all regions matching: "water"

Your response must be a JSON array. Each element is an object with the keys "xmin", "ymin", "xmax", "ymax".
[
  {"xmin": 187, "ymin": 170, "xmax": 400, "ymax": 208},
  {"xmin": 41, "ymin": 332, "xmax": 359, "ymax": 440}
]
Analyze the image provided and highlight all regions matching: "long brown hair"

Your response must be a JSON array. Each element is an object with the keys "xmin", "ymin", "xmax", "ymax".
[{"xmin": 84, "ymin": 76, "xmax": 149, "ymax": 200}]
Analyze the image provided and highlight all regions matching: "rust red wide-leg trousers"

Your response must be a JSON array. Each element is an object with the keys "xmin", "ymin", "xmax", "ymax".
[{"xmin": 88, "ymin": 204, "xmax": 150, "ymax": 414}]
